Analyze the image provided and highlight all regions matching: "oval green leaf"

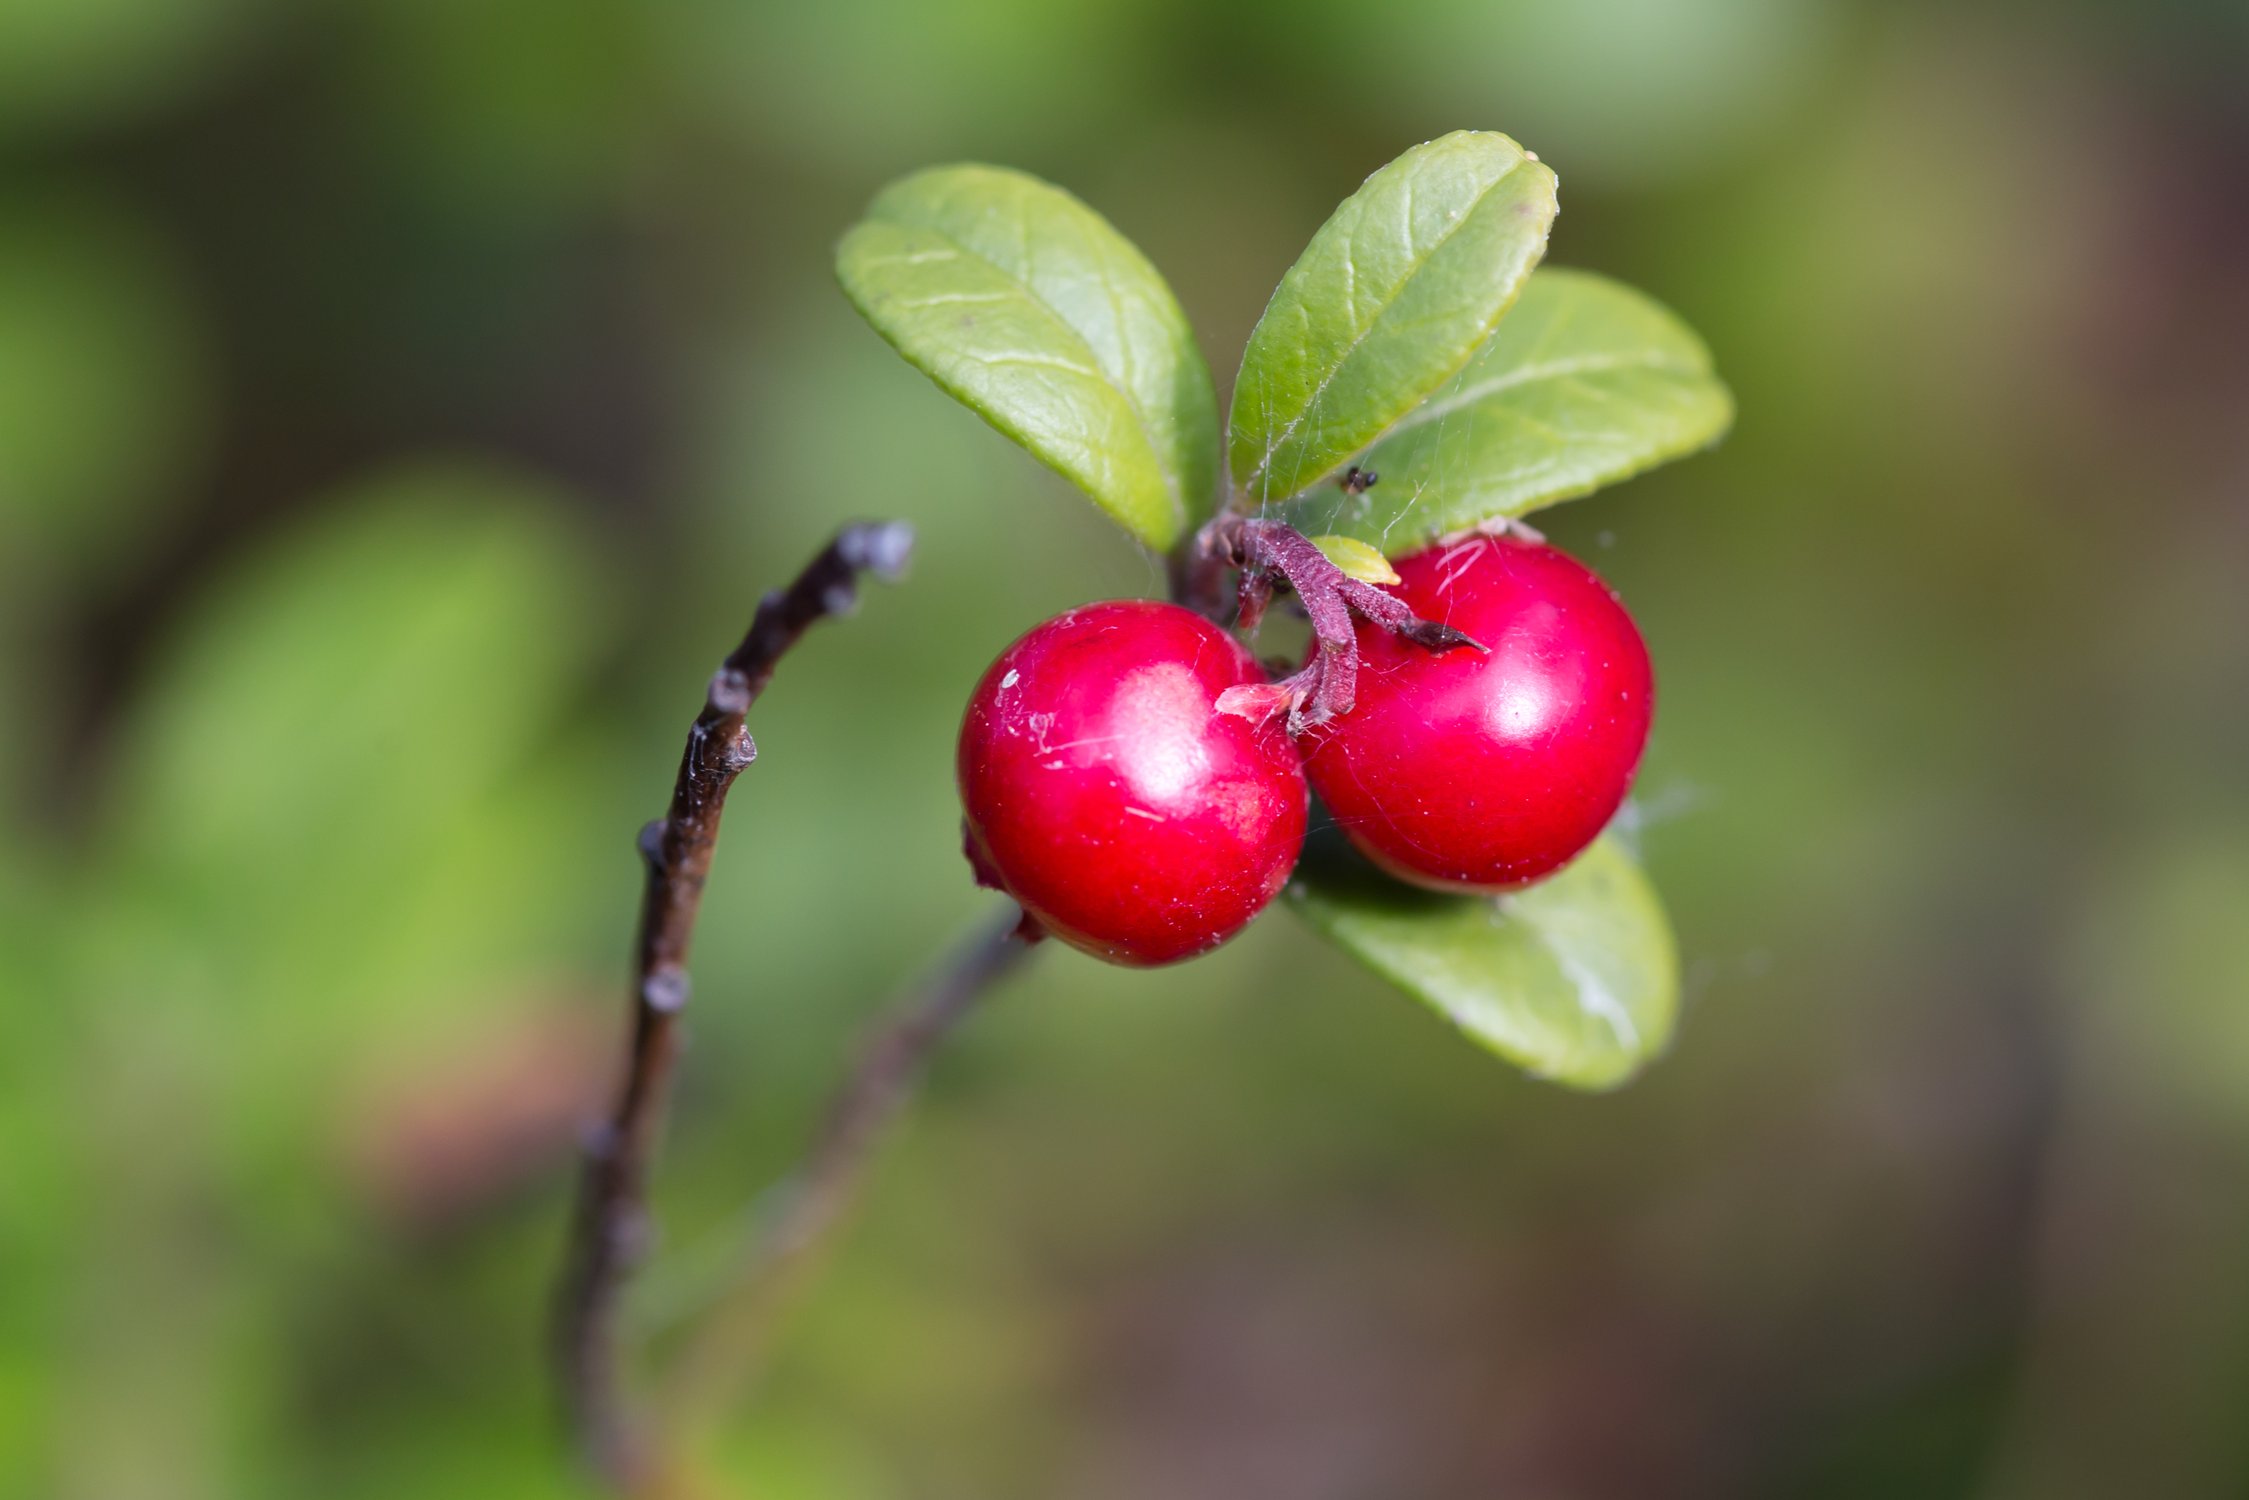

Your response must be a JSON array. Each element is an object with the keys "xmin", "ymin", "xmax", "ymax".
[
  {"xmin": 1281, "ymin": 268, "xmax": 1734, "ymax": 549},
  {"xmin": 103, "ymin": 462, "xmax": 602, "ymax": 903},
  {"xmin": 1310, "ymin": 533, "xmax": 1400, "ymax": 585},
  {"xmin": 836, "ymin": 165, "xmax": 1217, "ymax": 551},
  {"xmin": 1286, "ymin": 830, "xmax": 1677, "ymax": 1090},
  {"xmin": 1228, "ymin": 131, "xmax": 1557, "ymax": 506}
]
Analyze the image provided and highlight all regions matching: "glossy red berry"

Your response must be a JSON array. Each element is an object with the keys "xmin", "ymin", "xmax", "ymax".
[
  {"xmin": 959, "ymin": 600, "xmax": 1308, "ymax": 966},
  {"xmin": 1301, "ymin": 535, "xmax": 1653, "ymax": 892}
]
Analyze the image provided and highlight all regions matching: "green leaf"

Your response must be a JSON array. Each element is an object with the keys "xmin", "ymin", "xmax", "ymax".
[
  {"xmin": 91, "ymin": 460, "xmax": 615, "ymax": 1148},
  {"xmin": 1286, "ymin": 830, "xmax": 1677, "ymax": 1090},
  {"xmin": 1282, "ymin": 268, "xmax": 1734, "ymax": 549},
  {"xmin": 99, "ymin": 462, "xmax": 605, "ymax": 1006},
  {"xmin": 1309, "ymin": 533, "xmax": 1400, "ymax": 585},
  {"xmin": 836, "ymin": 164, "xmax": 1217, "ymax": 551},
  {"xmin": 1228, "ymin": 131, "xmax": 1557, "ymax": 506},
  {"xmin": 104, "ymin": 461, "xmax": 600, "ymax": 881}
]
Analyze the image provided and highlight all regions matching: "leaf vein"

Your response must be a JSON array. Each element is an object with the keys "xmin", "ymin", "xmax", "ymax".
[{"xmin": 1242, "ymin": 156, "xmax": 1535, "ymax": 499}]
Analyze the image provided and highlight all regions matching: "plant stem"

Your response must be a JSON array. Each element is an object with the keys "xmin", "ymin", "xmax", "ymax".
[
  {"xmin": 554, "ymin": 521, "xmax": 915, "ymax": 1494},
  {"xmin": 1195, "ymin": 514, "xmax": 1481, "ymax": 732},
  {"xmin": 655, "ymin": 902, "xmax": 1034, "ymax": 1450}
]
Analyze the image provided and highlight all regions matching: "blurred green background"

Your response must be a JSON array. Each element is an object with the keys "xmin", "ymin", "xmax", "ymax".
[{"xmin": 4, "ymin": 0, "xmax": 2248, "ymax": 1495}]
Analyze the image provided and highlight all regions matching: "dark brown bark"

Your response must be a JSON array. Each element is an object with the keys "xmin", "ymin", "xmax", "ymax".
[{"xmin": 554, "ymin": 521, "xmax": 914, "ymax": 1491}]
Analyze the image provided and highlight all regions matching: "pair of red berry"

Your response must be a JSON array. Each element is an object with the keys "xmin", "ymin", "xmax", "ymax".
[{"xmin": 959, "ymin": 534, "xmax": 1654, "ymax": 965}]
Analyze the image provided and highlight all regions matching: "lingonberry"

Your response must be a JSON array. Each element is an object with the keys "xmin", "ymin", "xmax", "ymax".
[
  {"xmin": 1301, "ymin": 534, "xmax": 1652, "ymax": 892},
  {"xmin": 959, "ymin": 600, "xmax": 1308, "ymax": 965}
]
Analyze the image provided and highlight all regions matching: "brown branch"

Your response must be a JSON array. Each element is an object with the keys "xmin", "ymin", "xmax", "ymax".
[
  {"xmin": 656, "ymin": 901, "xmax": 1034, "ymax": 1446},
  {"xmin": 555, "ymin": 521, "xmax": 915, "ymax": 1493}
]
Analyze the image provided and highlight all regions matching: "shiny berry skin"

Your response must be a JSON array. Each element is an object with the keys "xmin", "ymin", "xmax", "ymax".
[
  {"xmin": 1301, "ymin": 535, "xmax": 1653, "ymax": 892},
  {"xmin": 959, "ymin": 600, "xmax": 1308, "ymax": 966}
]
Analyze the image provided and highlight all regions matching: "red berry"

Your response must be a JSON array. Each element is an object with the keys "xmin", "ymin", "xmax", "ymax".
[
  {"xmin": 959, "ymin": 600, "xmax": 1308, "ymax": 966},
  {"xmin": 1301, "ymin": 535, "xmax": 1652, "ymax": 892}
]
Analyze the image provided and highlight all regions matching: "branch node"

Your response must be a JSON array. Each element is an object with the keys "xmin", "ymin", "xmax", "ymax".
[
  {"xmin": 642, "ymin": 970, "xmax": 691, "ymax": 1014},
  {"xmin": 707, "ymin": 668, "xmax": 752, "ymax": 716},
  {"xmin": 605, "ymin": 1204, "xmax": 654, "ymax": 1265}
]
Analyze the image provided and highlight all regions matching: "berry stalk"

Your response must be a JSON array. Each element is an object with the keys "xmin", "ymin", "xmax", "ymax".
[{"xmin": 1194, "ymin": 514, "xmax": 1484, "ymax": 734}]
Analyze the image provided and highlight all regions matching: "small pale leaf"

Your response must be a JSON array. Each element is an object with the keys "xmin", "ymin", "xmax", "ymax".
[
  {"xmin": 837, "ymin": 165, "xmax": 1217, "ymax": 551},
  {"xmin": 1215, "ymin": 680, "xmax": 1292, "ymax": 723},
  {"xmin": 1310, "ymin": 534, "xmax": 1401, "ymax": 585},
  {"xmin": 1229, "ymin": 132, "xmax": 1557, "ymax": 505},
  {"xmin": 1287, "ymin": 830, "xmax": 1677, "ymax": 1090},
  {"xmin": 1282, "ymin": 268, "xmax": 1734, "ymax": 550}
]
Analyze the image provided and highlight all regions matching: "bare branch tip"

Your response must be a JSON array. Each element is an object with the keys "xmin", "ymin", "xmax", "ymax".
[{"xmin": 840, "ymin": 520, "xmax": 916, "ymax": 583}]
